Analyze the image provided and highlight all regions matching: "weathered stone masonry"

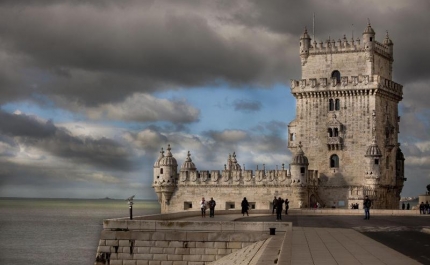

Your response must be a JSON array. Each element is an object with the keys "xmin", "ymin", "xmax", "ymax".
[{"xmin": 95, "ymin": 215, "xmax": 290, "ymax": 265}]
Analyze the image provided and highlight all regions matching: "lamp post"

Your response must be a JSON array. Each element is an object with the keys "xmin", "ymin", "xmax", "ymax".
[{"xmin": 126, "ymin": 195, "xmax": 135, "ymax": 220}]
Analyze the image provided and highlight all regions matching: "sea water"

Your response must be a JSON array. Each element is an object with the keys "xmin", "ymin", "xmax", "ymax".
[{"xmin": 0, "ymin": 198, "xmax": 160, "ymax": 265}]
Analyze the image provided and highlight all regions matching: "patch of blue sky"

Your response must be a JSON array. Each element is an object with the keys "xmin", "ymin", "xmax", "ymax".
[
  {"xmin": 1, "ymin": 99, "xmax": 84, "ymax": 123},
  {"xmin": 154, "ymin": 83, "xmax": 296, "ymax": 135}
]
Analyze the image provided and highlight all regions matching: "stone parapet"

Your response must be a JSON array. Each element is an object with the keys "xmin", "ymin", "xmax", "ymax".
[
  {"xmin": 290, "ymin": 209, "xmax": 420, "ymax": 216},
  {"xmin": 95, "ymin": 218, "xmax": 291, "ymax": 265},
  {"xmin": 290, "ymin": 75, "xmax": 402, "ymax": 99}
]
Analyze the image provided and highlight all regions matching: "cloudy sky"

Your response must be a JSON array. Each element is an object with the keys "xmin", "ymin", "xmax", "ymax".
[{"xmin": 0, "ymin": 0, "xmax": 429, "ymax": 199}]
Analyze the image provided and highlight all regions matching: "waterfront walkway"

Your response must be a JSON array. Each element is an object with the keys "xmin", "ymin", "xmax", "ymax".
[{"xmin": 179, "ymin": 213, "xmax": 429, "ymax": 265}]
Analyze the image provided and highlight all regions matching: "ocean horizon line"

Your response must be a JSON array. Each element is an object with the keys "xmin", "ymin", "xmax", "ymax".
[{"xmin": 0, "ymin": 196, "xmax": 158, "ymax": 201}]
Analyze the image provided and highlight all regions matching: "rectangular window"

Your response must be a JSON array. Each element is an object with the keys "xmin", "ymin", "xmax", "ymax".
[
  {"xmin": 300, "ymin": 167, "xmax": 305, "ymax": 174},
  {"xmin": 375, "ymin": 159, "xmax": 379, "ymax": 165},
  {"xmin": 226, "ymin": 202, "xmax": 235, "ymax": 209},
  {"xmin": 183, "ymin": 202, "xmax": 193, "ymax": 210}
]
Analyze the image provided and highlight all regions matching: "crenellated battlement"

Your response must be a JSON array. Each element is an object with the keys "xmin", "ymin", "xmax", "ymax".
[
  {"xmin": 309, "ymin": 36, "xmax": 362, "ymax": 53},
  {"xmin": 374, "ymin": 41, "xmax": 392, "ymax": 59},
  {"xmin": 307, "ymin": 38, "xmax": 392, "ymax": 59},
  {"xmin": 179, "ymin": 168, "xmax": 292, "ymax": 186}
]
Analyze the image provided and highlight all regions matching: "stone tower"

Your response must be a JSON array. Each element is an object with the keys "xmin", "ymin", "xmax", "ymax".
[
  {"xmin": 289, "ymin": 23, "xmax": 406, "ymax": 209},
  {"xmin": 153, "ymin": 144, "xmax": 178, "ymax": 212}
]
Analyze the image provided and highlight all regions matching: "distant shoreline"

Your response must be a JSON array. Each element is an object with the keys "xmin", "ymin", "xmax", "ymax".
[{"xmin": 0, "ymin": 197, "xmax": 158, "ymax": 201}]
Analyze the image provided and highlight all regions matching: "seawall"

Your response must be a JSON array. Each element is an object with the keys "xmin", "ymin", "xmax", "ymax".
[{"xmin": 94, "ymin": 209, "xmax": 420, "ymax": 265}]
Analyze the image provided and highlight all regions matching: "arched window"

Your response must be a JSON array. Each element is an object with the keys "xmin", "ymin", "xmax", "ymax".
[
  {"xmin": 330, "ymin": 155, "xmax": 339, "ymax": 168},
  {"xmin": 331, "ymin": 70, "xmax": 341, "ymax": 83},
  {"xmin": 329, "ymin": 99, "xmax": 334, "ymax": 111},
  {"xmin": 334, "ymin": 128, "xmax": 339, "ymax": 137},
  {"xmin": 335, "ymin": 99, "xmax": 340, "ymax": 110},
  {"xmin": 328, "ymin": 128, "xmax": 333, "ymax": 137}
]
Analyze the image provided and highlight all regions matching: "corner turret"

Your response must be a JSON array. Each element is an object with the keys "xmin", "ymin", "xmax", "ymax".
[
  {"xmin": 290, "ymin": 142, "xmax": 309, "ymax": 185},
  {"xmin": 300, "ymin": 27, "xmax": 311, "ymax": 65},
  {"xmin": 179, "ymin": 151, "xmax": 197, "ymax": 182},
  {"xmin": 383, "ymin": 31, "xmax": 394, "ymax": 57},
  {"xmin": 362, "ymin": 22, "xmax": 375, "ymax": 52},
  {"xmin": 152, "ymin": 144, "xmax": 178, "ymax": 211}
]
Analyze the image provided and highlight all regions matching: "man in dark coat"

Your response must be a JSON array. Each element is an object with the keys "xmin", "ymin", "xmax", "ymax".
[
  {"xmin": 285, "ymin": 199, "xmax": 290, "ymax": 215},
  {"xmin": 272, "ymin": 196, "xmax": 277, "ymax": 215},
  {"xmin": 241, "ymin": 197, "xmax": 249, "ymax": 216},
  {"xmin": 208, "ymin": 197, "xmax": 216, "ymax": 218},
  {"xmin": 276, "ymin": 197, "xmax": 284, "ymax": 221},
  {"xmin": 363, "ymin": 196, "xmax": 371, "ymax": 220}
]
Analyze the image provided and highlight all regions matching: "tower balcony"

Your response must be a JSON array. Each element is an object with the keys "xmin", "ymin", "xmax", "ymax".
[{"xmin": 327, "ymin": 136, "xmax": 343, "ymax": 150}]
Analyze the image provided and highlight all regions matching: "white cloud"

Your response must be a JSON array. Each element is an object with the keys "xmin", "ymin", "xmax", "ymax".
[{"xmin": 83, "ymin": 93, "xmax": 199, "ymax": 123}]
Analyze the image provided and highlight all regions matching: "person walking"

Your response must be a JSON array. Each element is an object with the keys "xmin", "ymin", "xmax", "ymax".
[
  {"xmin": 241, "ymin": 197, "xmax": 249, "ymax": 216},
  {"xmin": 208, "ymin": 197, "xmax": 216, "ymax": 218},
  {"xmin": 363, "ymin": 196, "xmax": 371, "ymax": 220},
  {"xmin": 272, "ymin": 196, "xmax": 277, "ymax": 215},
  {"xmin": 425, "ymin": 201, "xmax": 429, "ymax": 214},
  {"xmin": 276, "ymin": 197, "xmax": 284, "ymax": 221},
  {"xmin": 285, "ymin": 199, "xmax": 289, "ymax": 215},
  {"xmin": 419, "ymin": 202, "xmax": 425, "ymax": 214},
  {"xmin": 402, "ymin": 202, "xmax": 405, "ymax": 210},
  {"xmin": 200, "ymin": 197, "xmax": 207, "ymax": 218},
  {"xmin": 407, "ymin": 203, "xmax": 410, "ymax": 210}
]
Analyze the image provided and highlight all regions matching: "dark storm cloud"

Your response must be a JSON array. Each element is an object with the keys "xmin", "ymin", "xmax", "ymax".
[
  {"xmin": 233, "ymin": 99, "xmax": 262, "ymax": 112},
  {"xmin": 1, "ymin": 0, "xmax": 427, "ymax": 117},
  {"xmin": 0, "ymin": 1, "xmax": 288, "ymax": 107},
  {"xmin": 0, "ymin": 110, "xmax": 133, "ymax": 170},
  {"xmin": 0, "ymin": 111, "xmax": 56, "ymax": 138}
]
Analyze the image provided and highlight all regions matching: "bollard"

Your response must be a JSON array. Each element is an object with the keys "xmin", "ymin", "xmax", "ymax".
[{"xmin": 269, "ymin": 228, "xmax": 276, "ymax": 235}]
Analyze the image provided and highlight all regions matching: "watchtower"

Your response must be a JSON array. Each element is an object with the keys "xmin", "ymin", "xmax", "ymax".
[{"xmin": 289, "ymin": 23, "xmax": 405, "ymax": 208}]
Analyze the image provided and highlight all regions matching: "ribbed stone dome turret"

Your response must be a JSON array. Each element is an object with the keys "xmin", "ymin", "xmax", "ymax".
[
  {"xmin": 365, "ymin": 139, "xmax": 382, "ymax": 157},
  {"xmin": 301, "ymin": 27, "xmax": 310, "ymax": 39},
  {"xmin": 383, "ymin": 31, "xmax": 393, "ymax": 45},
  {"xmin": 159, "ymin": 144, "xmax": 177, "ymax": 166},
  {"xmin": 153, "ymin": 147, "xmax": 164, "ymax": 167},
  {"xmin": 291, "ymin": 142, "xmax": 309, "ymax": 165},
  {"xmin": 363, "ymin": 22, "xmax": 375, "ymax": 34},
  {"xmin": 229, "ymin": 152, "xmax": 242, "ymax": 170},
  {"xmin": 181, "ymin": 151, "xmax": 196, "ymax": 170}
]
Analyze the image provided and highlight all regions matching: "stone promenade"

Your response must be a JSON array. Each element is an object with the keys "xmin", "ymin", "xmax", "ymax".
[
  {"xmin": 179, "ymin": 210, "xmax": 430, "ymax": 265},
  {"xmin": 95, "ymin": 209, "xmax": 430, "ymax": 265}
]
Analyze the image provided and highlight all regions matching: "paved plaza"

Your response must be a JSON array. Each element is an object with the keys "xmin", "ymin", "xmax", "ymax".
[{"xmin": 180, "ymin": 213, "xmax": 430, "ymax": 264}]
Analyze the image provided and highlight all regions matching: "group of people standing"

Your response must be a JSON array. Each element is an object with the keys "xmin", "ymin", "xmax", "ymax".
[
  {"xmin": 419, "ymin": 201, "xmax": 429, "ymax": 214},
  {"xmin": 272, "ymin": 196, "xmax": 289, "ymax": 221},
  {"xmin": 198, "ymin": 196, "xmax": 428, "ymax": 222},
  {"xmin": 200, "ymin": 197, "xmax": 217, "ymax": 218}
]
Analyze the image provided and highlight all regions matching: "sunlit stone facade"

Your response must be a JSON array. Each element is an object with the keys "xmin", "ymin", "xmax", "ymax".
[{"xmin": 153, "ymin": 23, "xmax": 406, "ymax": 213}]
